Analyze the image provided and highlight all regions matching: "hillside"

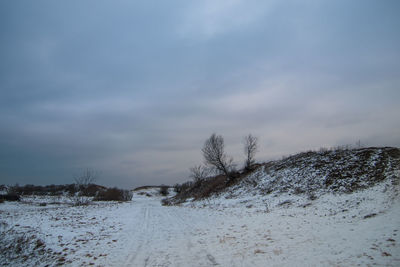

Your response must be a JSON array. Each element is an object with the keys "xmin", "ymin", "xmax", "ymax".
[
  {"xmin": 167, "ymin": 147, "xmax": 400, "ymax": 205},
  {"xmin": 229, "ymin": 147, "xmax": 399, "ymax": 197}
]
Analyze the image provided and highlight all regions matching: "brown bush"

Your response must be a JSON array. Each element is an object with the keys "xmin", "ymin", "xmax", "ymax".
[
  {"xmin": 94, "ymin": 188, "xmax": 132, "ymax": 201},
  {"xmin": 159, "ymin": 185, "xmax": 169, "ymax": 196},
  {"xmin": 0, "ymin": 194, "xmax": 20, "ymax": 201},
  {"xmin": 169, "ymin": 173, "xmax": 245, "ymax": 204}
]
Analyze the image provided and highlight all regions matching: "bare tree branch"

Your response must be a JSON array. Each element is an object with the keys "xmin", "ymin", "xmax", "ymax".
[
  {"xmin": 75, "ymin": 168, "xmax": 96, "ymax": 188},
  {"xmin": 202, "ymin": 133, "xmax": 235, "ymax": 181},
  {"xmin": 244, "ymin": 134, "xmax": 258, "ymax": 170},
  {"xmin": 189, "ymin": 165, "xmax": 210, "ymax": 182},
  {"xmin": 72, "ymin": 168, "xmax": 97, "ymax": 205}
]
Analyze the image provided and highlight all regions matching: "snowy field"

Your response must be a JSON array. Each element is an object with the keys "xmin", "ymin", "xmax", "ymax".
[{"xmin": 1, "ymin": 184, "xmax": 400, "ymax": 267}]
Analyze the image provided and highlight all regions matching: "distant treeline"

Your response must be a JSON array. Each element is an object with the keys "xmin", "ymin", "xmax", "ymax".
[
  {"xmin": 1, "ymin": 183, "xmax": 132, "ymax": 202},
  {"xmin": 3, "ymin": 183, "xmax": 106, "ymax": 197}
]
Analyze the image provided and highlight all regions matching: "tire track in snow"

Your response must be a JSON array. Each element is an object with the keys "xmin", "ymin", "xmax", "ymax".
[
  {"xmin": 124, "ymin": 199, "xmax": 220, "ymax": 267},
  {"xmin": 124, "ymin": 205, "xmax": 150, "ymax": 266}
]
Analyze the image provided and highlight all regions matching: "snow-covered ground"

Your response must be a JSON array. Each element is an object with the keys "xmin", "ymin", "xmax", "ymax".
[{"xmin": 1, "ymin": 184, "xmax": 399, "ymax": 266}]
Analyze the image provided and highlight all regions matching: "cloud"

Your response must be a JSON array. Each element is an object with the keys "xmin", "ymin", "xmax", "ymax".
[
  {"xmin": 0, "ymin": 0, "xmax": 399, "ymax": 188},
  {"xmin": 177, "ymin": 0, "xmax": 272, "ymax": 40}
]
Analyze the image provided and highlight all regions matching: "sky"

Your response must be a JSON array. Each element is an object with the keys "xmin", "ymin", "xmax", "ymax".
[{"xmin": 1, "ymin": 0, "xmax": 399, "ymax": 189}]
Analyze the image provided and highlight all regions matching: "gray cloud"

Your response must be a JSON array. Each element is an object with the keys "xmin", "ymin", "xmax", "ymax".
[{"xmin": 1, "ymin": 0, "xmax": 399, "ymax": 188}]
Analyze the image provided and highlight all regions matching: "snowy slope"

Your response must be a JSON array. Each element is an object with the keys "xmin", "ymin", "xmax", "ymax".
[
  {"xmin": 169, "ymin": 147, "xmax": 399, "ymax": 204},
  {"xmin": 237, "ymin": 147, "xmax": 400, "ymax": 196}
]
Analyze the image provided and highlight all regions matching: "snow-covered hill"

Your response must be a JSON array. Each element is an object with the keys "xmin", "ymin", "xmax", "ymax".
[
  {"xmin": 169, "ymin": 147, "xmax": 400, "ymax": 206},
  {"xmin": 235, "ymin": 147, "xmax": 399, "ymax": 195}
]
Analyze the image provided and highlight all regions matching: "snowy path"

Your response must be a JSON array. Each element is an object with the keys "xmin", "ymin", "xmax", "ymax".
[
  {"xmin": 114, "ymin": 190, "xmax": 400, "ymax": 267},
  {"xmin": 120, "ymin": 197, "xmax": 220, "ymax": 267}
]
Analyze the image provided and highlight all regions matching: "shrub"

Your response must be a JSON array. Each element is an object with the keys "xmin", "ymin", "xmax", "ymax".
[
  {"xmin": 94, "ymin": 188, "xmax": 132, "ymax": 201},
  {"xmin": 173, "ymin": 184, "xmax": 181, "ymax": 193},
  {"xmin": 69, "ymin": 193, "xmax": 91, "ymax": 206},
  {"xmin": 161, "ymin": 198, "xmax": 171, "ymax": 206},
  {"xmin": 159, "ymin": 185, "xmax": 169, "ymax": 196},
  {"xmin": 189, "ymin": 165, "xmax": 210, "ymax": 182},
  {"xmin": 171, "ymin": 174, "xmax": 233, "ymax": 204},
  {"xmin": 0, "ymin": 194, "xmax": 21, "ymax": 201},
  {"xmin": 174, "ymin": 182, "xmax": 192, "ymax": 194}
]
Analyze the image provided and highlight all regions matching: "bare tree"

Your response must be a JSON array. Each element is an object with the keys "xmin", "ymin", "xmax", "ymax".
[
  {"xmin": 71, "ymin": 168, "xmax": 97, "ymax": 205},
  {"xmin": 202, "ymin": 133, "xmax": 235, "ymax": 181},
  {"xmin": 75, "ymin": 168, "xmax": 97, "ymax": 191},
  {"xmin": 244, "ymin": 134, "xmax": 258, "ymax": 170},
  {"xmin": 189, "ymin": 165, "xmax": 210, "ymax": 182}
]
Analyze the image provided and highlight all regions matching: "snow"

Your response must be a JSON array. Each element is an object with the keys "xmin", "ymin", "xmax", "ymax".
[
  {"xmin": 1, "ymin": 148, "xmax": 399, "ymax": 266},
  {"xmin": 1, "ymin": 180, "xmax": 400, "ymax": 266}
]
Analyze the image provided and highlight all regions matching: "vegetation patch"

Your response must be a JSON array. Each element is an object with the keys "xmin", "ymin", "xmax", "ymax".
[{"xmin": 94, "ymin": 188, "xmax": 132, "ymax": 201}]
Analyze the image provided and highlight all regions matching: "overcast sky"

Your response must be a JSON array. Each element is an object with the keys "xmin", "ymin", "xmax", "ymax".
[{"xmin": 1, "ymin": 0, "xmax": 399, "ymax": 188}]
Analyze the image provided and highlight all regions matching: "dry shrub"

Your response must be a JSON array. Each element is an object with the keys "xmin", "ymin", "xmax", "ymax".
[
  {"xmin": 171, "ymin": 174, "xmax": 240, "ymax": 204},
  {"xmin": 94, "ymin": 188, "xmax": 132, "ymax": 201},
  {"xmin": 0, "ymin": 194, "xmax": 20, "ymax": 201},
  {"xmin": 161, "ymin": 198, "xmax": 171, "ymax": 206},
  {"xmin": 159, "ymin": 185, "xmax": 169, "ymax": 196}
]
